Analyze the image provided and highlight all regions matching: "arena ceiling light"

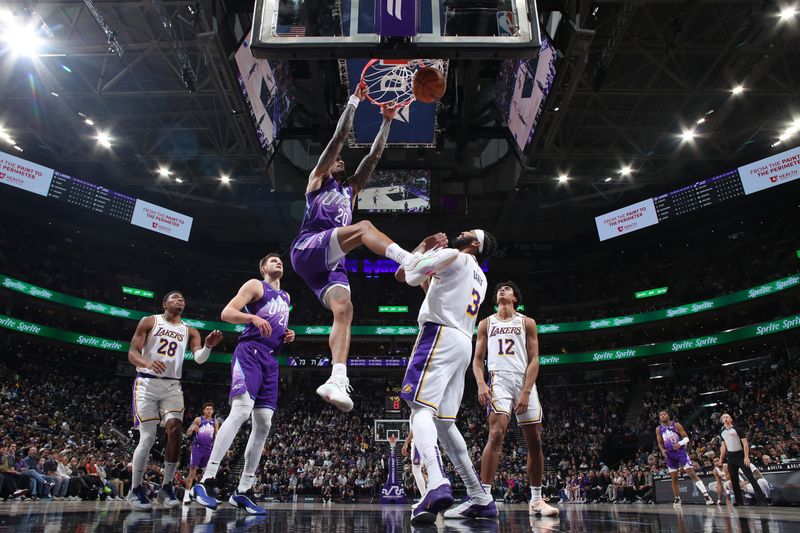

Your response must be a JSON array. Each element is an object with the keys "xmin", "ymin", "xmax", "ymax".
[
  {"xmin": 95, "ymin": 131, "xmax": 112, "ymax": 149},
  {"xmin": 780, "ymin": 5, "xmax": 798, "ymax": 20},
  {"xmin": 680, "ymin": 128, "xmax": 696, "ymax": 142},
  {"xmin": 731, "ymin": 84, "xmax": 745, "ymax": 95},
  {"xmin": 557, "ymin": 173, "xmax": 569, "ymax": 183},
  {"xmin": 1, "ymin": 15, "xmax": 43, "ymax": 57},
  {"xmin": 157, "ymin": 166, "xmax": 172, "ymax": 178},
  {"xmin": 620, "ymin": 165, "xmax": 633, "ymax": 176},
  {"xmin": 604, "ymin": 177, "xmax": 612, "ymax": 182},
  {"xmin": 84, "ymin": 118, "xmax": 95, "ymax": 126},
  {"xmin": 220, "ymin": 174, "xmax": 231, "ymax": 184},
  {"xmin": 175, "ymin": 177, "xmax": 183, "ymax": 183}
]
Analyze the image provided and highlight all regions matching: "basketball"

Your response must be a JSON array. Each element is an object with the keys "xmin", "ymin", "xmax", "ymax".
[{"xmin": 413, "ymin": 67, "xmax": 445, "ymax": 103}]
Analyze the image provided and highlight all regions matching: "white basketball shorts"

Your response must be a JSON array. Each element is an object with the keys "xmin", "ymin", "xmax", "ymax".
[
  {"xmin": 132, "ymin": 375, "xmax": 184, "ymax": 428},
  {"xmin": 487, "ymin": 370, "xmax": 543, "ymax": 425}
]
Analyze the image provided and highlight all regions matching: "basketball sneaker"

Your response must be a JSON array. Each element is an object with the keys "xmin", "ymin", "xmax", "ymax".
[
  {"xmin": 192, "ymin": 480, "xmax": 218, "ymax": 510},
  {"xmin": 673, "ymin": 497, "xmax": 681, "ymax": 508},
  {"xmin": 443, "ymin": 494, "xmax": 497, "ymax": 520},
  {"xmin": 402, "ymin": 248, "xmax": 459, "ymax": 287},
  {"xmin": 157, "ymin": 483, "xmax": 180, "ymax": 508},
  {"xmin": 411, "ymin": 482, "xmax": 454, "ymax": 524},
  {"xmin": 229, "ymin": 489, "xmax": 266, "ymax": 515},
  {"xmin": 703, "ymin": 493, "xmax": 714, "ymax": 506},
  {"xmin": 316, "ymin": 376, "xmax": 354, "ymax": 412},
  {"xmin": 529, "ymin": 498, "xmax": 559, "ymax": 517},
  {"xmin": 126, "ymin": 486, "xmax": 153, "ymax": 511}
]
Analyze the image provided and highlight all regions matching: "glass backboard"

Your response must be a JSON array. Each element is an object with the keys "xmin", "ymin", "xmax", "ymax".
[{"xmin": 251, "ymin": 0, "xmax": 540, "ymax": 59}]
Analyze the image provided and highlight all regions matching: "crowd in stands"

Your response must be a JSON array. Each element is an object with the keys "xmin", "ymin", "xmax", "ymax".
[{"xmin": 1, "ymin": 344, "xmax": 798, "ymax": 504}]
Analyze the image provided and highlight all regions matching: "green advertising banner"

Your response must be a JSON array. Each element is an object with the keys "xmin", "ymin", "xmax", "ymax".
[
  {"xmin": 1, "ymin": 313, "xmax": 798, "ymax": 367},
  {"xmin": 2, "ymin": 273, "xmax": 799, "ymax": 336},
  {"xmin": 635, "ymin": 287, "xmax": 668, "ymax": 299},
  {"xmin": 122, "ymin": 286, "xmax": 155, "ymax": 299},
  {"xmin": 378, "ymin": 306, "xmax": 409, "ymax": 313}
]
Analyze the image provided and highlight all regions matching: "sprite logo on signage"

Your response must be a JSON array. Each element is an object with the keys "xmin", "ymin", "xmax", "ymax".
[
  {"xmin": 635, "ymin": 287, "xmax": 668, "ymax": 299},
  {"xmin": 122, "ymin": 286, "xmax": 155, "ymax": 299},
  {"xmin": 378, "ymin": 306, "xmax": 408, "ymax": 313},
  {"xmin": 493, "ymin": 305, "xmax": 525, "ymax": 312}
]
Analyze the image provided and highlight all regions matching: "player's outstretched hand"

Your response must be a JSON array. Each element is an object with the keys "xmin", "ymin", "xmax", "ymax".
[
  {"xmin": 149, "ymin": 360, "xmax": 166, "ymax": 374},
  {"xmin": 204, "ymin": 329, "xmax": 223, "ymax": 348},
  {"xmin": 252, "ymin": 316, "xmax": 273, "ymax": 338},
  {"xmin": 381, "ymin": 101, "xmax": 398, "ymax": 121},
  {"xmin": 284, "ymin": 329, "xmax": 296, "ymax": 344},
  {"xmin": 355, "ymin": 81, "xmax": 368, "ymax": 101},
  {"xmin": 477, "ymin": 382, "xmax": 491, "ymax": 407},
  {"xmin": 421, "ymin": 233, "xmax": 448, "ymax": 252},
  {"xmin": 514, "ymin": 391, "xmax": 530, "ymax": 414}
]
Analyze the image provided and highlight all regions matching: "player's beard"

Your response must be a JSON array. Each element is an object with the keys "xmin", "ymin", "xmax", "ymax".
[{"xmin": 451, "ymin": 235, "xmax": 475, "ymax": 250}]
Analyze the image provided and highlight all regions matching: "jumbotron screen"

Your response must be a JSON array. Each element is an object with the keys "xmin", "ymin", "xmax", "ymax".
[{"xmin": 356, "ymin": 170, "xmax": 431, "ymax": 214}]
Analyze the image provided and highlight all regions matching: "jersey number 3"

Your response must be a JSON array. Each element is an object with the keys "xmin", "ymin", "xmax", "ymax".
[
  {"xmin": 156, "ymin": 339, "xmax": 178, "ymax": 357},
  {"xmin": 465, "ymin": 289, "xmax": 481, "ymax": 317}
]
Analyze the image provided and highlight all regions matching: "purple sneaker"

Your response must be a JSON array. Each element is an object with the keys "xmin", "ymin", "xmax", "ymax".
[
  {"xmin": 410, "ymin": 483, "xmax": 454, "ymax": 524},
  {"xmin": 443, "ymin": 496, "xmax": 498, "ymax": 519}
]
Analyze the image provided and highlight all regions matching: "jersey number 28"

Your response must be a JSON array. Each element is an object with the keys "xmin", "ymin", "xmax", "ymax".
[{"xmin": 156, "ymin": 339, "xmax": 178, "ymax": 357}]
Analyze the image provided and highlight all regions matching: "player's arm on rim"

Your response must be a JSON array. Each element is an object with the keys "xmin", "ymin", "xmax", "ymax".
[
  {"xmin": 127, "ymin": 316, "xmax": 164, "ymax": 374},
  {"xmin": 348, "ymin": 103, "xmax": 398, "ymax": 195},
  {"xmin": 221, "ymin": 279, "xmax": 271, "ymax": 337},
  {"xmin": 473, "ymin": 318, "xmax": 491, "ymax": 407},
  {"xmin": 514, "ymin": 317, "xmax": 539, "ymax": 415},
  {"xmin": 308, "ymin": 83, "xmax": 368, "ymax": 194}
]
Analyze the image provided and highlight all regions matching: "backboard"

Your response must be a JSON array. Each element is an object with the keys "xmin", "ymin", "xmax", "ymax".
[
  {"xmin": 374, "ymin": 419, "xmax": 410, "ymax": 442},
  {"xmin": 251, "ymin": 0, "xmax": 541, "ymax": 59}
]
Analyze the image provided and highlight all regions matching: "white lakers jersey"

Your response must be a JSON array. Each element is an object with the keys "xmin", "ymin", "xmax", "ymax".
[
  {"xmin": 417, "ymin": 252, "xmax": 487, "ymax": 338},
  {"xmin": 486, "ymin": 312, "xmax": 529, "ymax": 374},
  {"xmin": 137, "ymin": 314, "xmax": 189, "ymax": 380}
]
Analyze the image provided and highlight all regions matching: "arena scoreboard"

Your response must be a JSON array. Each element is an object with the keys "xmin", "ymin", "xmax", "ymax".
[
  {"xmin": 653, "ymin": 170, "xmax": 744, "ymax": 221},
  {"xmin": 48, "ymin": 171, "xmax": 137, "ymax": 222}
]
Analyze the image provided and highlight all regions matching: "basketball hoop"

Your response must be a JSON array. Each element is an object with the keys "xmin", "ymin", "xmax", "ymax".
[
  {"xmin": 388, "ymin": 434, "xmax": 399, "ymax": 447},
  {"xmin": 360, "ymin": 59, "xmax": 445, "ymax": 108}
]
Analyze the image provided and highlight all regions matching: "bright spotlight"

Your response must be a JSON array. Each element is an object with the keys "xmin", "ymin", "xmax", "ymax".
[
  {"xmin": 95, "ymin": 131, "xmax": 112, "ymax": 148},
  {"xmin": 681, "ymin": 129, "xmax": 696, "ymax": 142},
  {"xmin": 3, "ymin": 22, "xmax": 43, "ymax": 57},
  {"xmin": 620, "ymin": 165, "xmax": 633, "ymax": 176},
  {"xmin": 780, "ymin": 5, "xmax": 798, "ymax": 20},
  {"xmin": 220, "ymin": 174, "xmax": 231, "ymax": 184},
  {"xmin": 157, "ymin": 167, "xmax": 172, "ymax": 178},
  {"xmin": 604, "ymin": 177, "xmax": 612, "ymax": 182},
  {"xmin": 557, "ymin": 174, "xmax": 569, "ymax": 183},
  {"xmin": 731, "ymin": 85, "xmax": 744, "ymax": 95},
  {"xmin": 175, "ymin": 177, "xmax": 183, "ymax": 184}
]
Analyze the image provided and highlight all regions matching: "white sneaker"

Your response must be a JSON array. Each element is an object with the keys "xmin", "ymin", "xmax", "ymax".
[
  {"xmin": 442, "ymin": 494, "xmax": 496, "ymax": 519},
  {"xmin": 529, "ymin": 498, "xmax": 559, "ymax": 517},
  {"xmin": 183, "ymin": 490, "xmax": 192, "ymax": 504},
  {"xmin": 403, "ymin": 248, "xmax": 458, "ymax": 287},
  {"xmin": 316, "ymin": 376, "xmax": 354, "ymax": 412}
]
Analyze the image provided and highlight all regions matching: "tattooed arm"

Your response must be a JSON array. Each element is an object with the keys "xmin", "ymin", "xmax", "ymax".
[{"xmin": 348, "ymin": 104, "xmax": 398, "ymax": 195}]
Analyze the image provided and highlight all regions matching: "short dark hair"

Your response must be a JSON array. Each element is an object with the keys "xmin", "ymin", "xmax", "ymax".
[
  {"xmin": 203, "ymin": 402, "xmax": 214, "ymax": 410},
  {"xmin": 492, "ymin": 280, "xmax": 522, "ymax": 305},
  {"xmin": 162, "ymin": 291, "xmax": 183, "ymax": 305},
  {"xmin": 259, "ymin": 253, "xmax": 281, "ymax": 273},
  {"xmin": 477, "ymin": 231, "xmax": 497, "ymax": 262}
]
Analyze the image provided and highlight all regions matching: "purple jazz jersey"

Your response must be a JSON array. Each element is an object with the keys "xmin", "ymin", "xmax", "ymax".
[
  {"xmin": 189, "ymin": 417, "xmax": 214, "ymax": 469},
  {"xmin": 290, "ymin": 176, "xmax": 354, "ymax": 304},
  {"xmin": 658, "ymin": 422, "xmax": 692, "ymax": 470},
  {"xmin": 239, "ymin": 281, "xmax": 291, "ymax": 350},
  {"xmin": 230, "ymin": 281, "xmax": 289, "ymax": 409}
]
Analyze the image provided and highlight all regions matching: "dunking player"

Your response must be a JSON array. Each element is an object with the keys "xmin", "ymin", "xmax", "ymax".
[
  {"xmin": 182, "ymin": 402, "xmax": 218, "ymax": 503},
  {"xmin": 193, "ymin": 254, "xmax": 294, "ymax": 514},
  {"xmin": 655, "ymin": 410, "xmax": 714, "ymax": 507},
  {"xmin": 472, "ymin": 281, "xmax": 558, "ymax": 518},
  {"xmin": 291, "ymin": 84, "xmax": 441, "ymax": 412},
  {"xmin": 396, "ymin": 230, "xmax": 498, "ymax": 524},
  {"xmin": 126, "ymin": 291, "xmax": 222, "ymax": 510}
]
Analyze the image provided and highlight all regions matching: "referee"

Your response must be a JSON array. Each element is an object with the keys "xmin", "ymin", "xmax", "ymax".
[{"xmin": 717, "ymin": 413, "xmax": 766, "ymax": 506}]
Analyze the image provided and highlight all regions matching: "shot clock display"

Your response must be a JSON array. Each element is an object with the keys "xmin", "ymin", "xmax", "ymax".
[{"xmin": 385, "ymin": 385, "xmax": 402, "ymax": 417}]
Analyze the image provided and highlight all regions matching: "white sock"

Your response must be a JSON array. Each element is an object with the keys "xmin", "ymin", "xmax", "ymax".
[
  {"xmin": 385, "ymin": 243, "xmax": 413, "ymax": 266},
  {"xmin": 162, "ymin": 462, "xmax": 178, "ymax": 486},
  {"xmin": 531, "ymin": 485, "xmax": 542, "ymax": 501},
  {"xmin": 482, "ymin": 483, "xmax": 492, "ymax": 495},
  {"xmin": 238, "ymin": 408, "xmax": 273, "ymax": 493},
  {"xmin": 331, "ymin": 363, "xmax": 347, "ymax": 380},
  {"xmin": 131, "ymin": 423, "xmax": 157, "ymax": 488},
  {"xmin": 410, "ymin": 409, "xmax": 446, "ymax": 487},
  {"xmin": 694, "ymin": 479, "xmax": 708, "ymax": 495},
  {"xmin": 435, "ymin": 419, "xmax": 486, "ymax": 499},
  {"xmin": 412, "ymin": 462, "xmax": 427, "ymax": 496},
  {"xmin": 201, "ymin": 395, "xmax": 254, "ymax": 482}
]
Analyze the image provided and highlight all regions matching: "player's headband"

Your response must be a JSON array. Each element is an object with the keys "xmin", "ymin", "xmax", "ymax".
[{"xmin": 473, "ymin": 229, "xmax": 485, "ymax": 253}]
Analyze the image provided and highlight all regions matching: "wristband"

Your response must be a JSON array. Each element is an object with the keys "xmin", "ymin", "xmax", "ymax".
[
  {"xmin": 347, "ymin": 95, "xmax": 361, "ymax": 109},
  {"xmin": 678, "ymin": 437, "xmax": 689, "ymax": 447},
  {"xmin": 194, "ymin": 345, "xmax": 211, "ymax": 364}
]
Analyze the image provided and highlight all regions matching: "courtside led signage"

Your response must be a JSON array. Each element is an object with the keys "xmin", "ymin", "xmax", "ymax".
[
  {"xmin": 122, "ymin": 286, "xmax": 155, "ymax": 299},
  {"xmin": 635, "ymin": 287, "xmax": 668, "ymax": 299}
]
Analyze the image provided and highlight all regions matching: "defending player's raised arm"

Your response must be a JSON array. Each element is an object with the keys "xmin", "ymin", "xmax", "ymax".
[
  {"xmin": 222, "ymin": 279, "xmax": 273, "ymax": 338},
  {"xmin": 308, "ymin": 84, "xmax": 367, "ymax": 193},
  {"xmin": 473, "ymin": 318, "xmax": 491, "ymax": 407},
  {"xmin": 188, "ymin": 326, "xmax": 222, "ymax": 364},
  {"xmin": 128, "ymin": 316, "xmax": 163, "ymax": 373},
  {"xmin": 349, "ymin": 104, "xmax": 398, "ymax": 195}
]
